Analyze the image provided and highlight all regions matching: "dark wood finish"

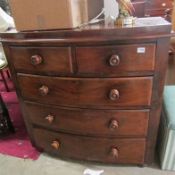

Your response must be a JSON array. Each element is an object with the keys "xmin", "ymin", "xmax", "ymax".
[
  {"xmin": 132, "ymin": 0, "xmax": 173, "ymax": 18},
  {"xmin": 33, "ymin": 128, "xmax": 146, "ymax": 164},
  {"xmin": 146, "ymin": 0, "xmax": 173, "ymax": 11},
  {"xmin": 145, "ymin": 8, "xmax": 171, "ymax": 17},
  {"xmin": 145, "ymin": 37, "xmax": 170, "ymax": 164},
  {"xmin": 51, "ymin": 140, "xmax": 60, "ymax": 150},
  {"xmin": 38, "ymin": 85, "xmax": 49, "ymax": 96},
  {"xmin": 9, "ymin": 47, "xmax": 73, "ymax": 75},
  {"xmin": 0, "ymin": 17, "xmax": 171, "ymax": 165},
  {"xmin": 109, "ymin": 55, "xmax": 120, "ymax": 67},
  {"xmin": 166, "ymin": 52, "xmax": 175, "ymax": 85},
  {"xmin": 0, "ymin": 18, "xmax": 171, "ymax": 42},
  {"xmin": 76, "ymin": 44, "xmax": 156, "ymax": 76},
  {"xmin": 111, "ymin": 147, "xmax": 119, "ymax": 159},
  {"xmin": 45, "ymin": 114, "xmax": 54, "ymax": 124},
  {"xmin": 18, "ymin": 75, "xmax": 153, "ymax": 108},
  {"xmin": 25, "ymin": 102, "xmax": 149, "ymax": 137},
  {"xmin": 109, "ymin": 120, "xmax": 119, "ymax": 130},
  {"xmin": 132, "ymin": 0, "xmax": 146, "ymax": 17},
  {"xmin": 109, "ymin": 89, "xmax": 120, "ymax": 101},
  {"xmin": 30, "ymin": 55, "xmax": 43, "ymax": 66}
]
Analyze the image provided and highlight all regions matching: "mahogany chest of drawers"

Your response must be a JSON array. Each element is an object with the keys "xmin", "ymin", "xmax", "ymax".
[{"xmin": 0, "ymin": 17, "xmax": 171, "ymax": 165}]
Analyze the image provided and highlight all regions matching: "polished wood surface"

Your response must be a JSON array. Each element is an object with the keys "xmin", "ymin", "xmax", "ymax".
[
  {"xmin": 25, "ymin": 102, "xmax": 149, "ymax": 137},
  {"xmin": 18, "ymin": 75, "xmax": 153, "ymax": 108},
  {"xmin": 76, "ymin": 44, "xmax": 156, "ymax": 76},
  {"xmin": 10, "ymin": 46, "xmax": 73, "ymax": 75},
  {"xmin": 166, "ymin": 54, "xmax": 175, "ymax": 84},
  {"xmin": 0, "ymin": 17, "xmax": 171, "ymax": 165},
  {"xmin": 146, "ymin": 0, "xmax": 173, "ymax": 13},
  {"xmin": 0, "ymin": 18, "xmax": 171, "ymax": 42},
  {"xmin": 132, "ymin": 0, "xmax": 173, "ymax": 18},
  {"xmin": 33, "ymin": 128, "xmax": 146, "ymax": 164}
]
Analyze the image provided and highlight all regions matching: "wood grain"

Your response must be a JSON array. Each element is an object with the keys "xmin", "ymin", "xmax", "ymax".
[
  {"xmin": 33, "ymin": 127, "xmax": 146, "ymax": 164},
  {"xmin": 1, "ymin": 17, "xmax": 171, "ymax": 165},
  {"xmin": 25, "ymin": 102, "xmax": 149, "ymax": 137},
  {"xmin": 17, "ymin": 75, "xmax": 153, "ymax": 108},
  {"xmin": 10, "ymin": 46, "xmax": 73, "ymax": 75},
  {"xmin": 76, "ymin": 44, "xmax": 156, "ymax": 76}
]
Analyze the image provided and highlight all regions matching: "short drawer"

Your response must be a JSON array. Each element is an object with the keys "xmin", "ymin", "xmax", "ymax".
[
  {"xmin": 33, "ymin": 128, "xmax": 146, "ymax": 164},
  {"xmin": 145, "ymin": 9, "xmax": 172, "ymax": 17},
  {"xmin": 146, "ymin": 0, "xmax": 172, "ymax": 10},
  {"xmin": 76, "ymin": 44, "xmax": 156, "ymax": 76},
  {"xmin": 25, "ymin": 102, "xmax": 149, "ymax": 136},
  {"xmin": 18, "ymin": 75, "xmax": 153, "ymax": 108},
  {"xmin": 10, "ymin": 47, "xmax": 72, "ymax": 74}
]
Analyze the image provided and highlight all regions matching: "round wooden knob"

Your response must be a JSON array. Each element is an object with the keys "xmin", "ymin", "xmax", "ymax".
[
  {"xmin": 45, "ymin": 115, "xmax": 54, "ymax": 124},
  {"xmin": 51, "ymin": 140, "xmax": 60, "ymax": 150},
  {"xmin": 39, "ymin": 85, "xmax": 49, "ymax": 96},
  {"xmin": 31, "ymin": 55, "xmax": 43, "ymax": 66},
  {"xmin": 164, "ymin": 9, "xmax": 171, "ymax": 21},
  {"xmin": 109, "ymin": 55, "xmax": 120, "ymax": 66},
  {"xmin": 165, "ymin": 8, "xmax": 171, "ymax": 14},
  {"xmin": 109, "ymin": 120, "xmax": 119, "ymax": 130},
  {"xmin": 111, "ymin": 147, "xmax": 119, "ymax": 159},
  {"xmin": 161, "ymin": 3, "xmax": 166, "ymax": 7},
  {"xmin": 109, "ymin": 89, "xmax": 119, "ymax": 101}
]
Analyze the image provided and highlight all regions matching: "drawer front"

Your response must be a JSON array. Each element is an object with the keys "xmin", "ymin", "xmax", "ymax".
[
  {"xmin": 10, "ymin": 47, "xmax": 72, "ymax": 74},
  {"xmin": 33, "ymin": 128, "xmax": 146, "ymax": 164},
  {"xmin": 146, "ymin": 0, "xmax": 172, "ymax": 10},
  {"xmin": 76, "ymin": 44, "xmax": 156, "ymax": 75},
  {"xmin": 145, "ymin": 9, "xmax": 171, "ymax": 17},
  {"xmin": 18, "ymin": 75, "xmax": 153, "ymax": 108},
  {"xmin": 25, "ymin": 102, "xmax": 149, "ymax": 136}
]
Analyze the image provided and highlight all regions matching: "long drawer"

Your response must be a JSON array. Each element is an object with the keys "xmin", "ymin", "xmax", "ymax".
[
  {"xmin": 76, "ymin": 44, "xmax": 156, "ymax": 76},
  {"xmin": 18, "ymin": 74, "xmax": 153, "ymax": 108},
  {"xmin": 33, "ymin": 128, "xmax": 146, "ymax": 164},
  {"xmin": 25, "ymin": 102, "xmax": 149, "ymax": 137},
  {"xmin": 10, "ymin": 46, "xmax": 73, "ymax": 74}
]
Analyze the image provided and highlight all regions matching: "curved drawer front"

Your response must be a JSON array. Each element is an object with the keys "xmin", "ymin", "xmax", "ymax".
[
  {"xmin": 25, "ymin": 102, "xmax": 149, "ymax": 136},
  {"xmin": 76, "ymin": 44, "xmax": 156, "ymax": 76},
  {"xmin": 10, "ymin": 47, "xmax": 72, "ymax": 74},
  {"xmin": 33, "ymin": 128, "xmax": 146, "ymax": 164},
  {"xmin": 18, "ymin": 75, "xmax": 153, "ymax": 108},
  {"xmin": 145, "ymin": 9, "xmax": 170, "ymax": 17},
  {"xmin": 146, "ymin": 0, "xmax": 172, "ymax": 10}
]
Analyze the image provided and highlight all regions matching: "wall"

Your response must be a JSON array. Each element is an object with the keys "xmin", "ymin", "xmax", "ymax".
[{"xmin": 104, "ymin": 0, "xmax": 119, "ymax": 19}]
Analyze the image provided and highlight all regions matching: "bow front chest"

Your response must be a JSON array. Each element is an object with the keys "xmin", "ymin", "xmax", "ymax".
[{"xmin": 0, "ymin": 17, "xmax": 171, "ymax": 165}]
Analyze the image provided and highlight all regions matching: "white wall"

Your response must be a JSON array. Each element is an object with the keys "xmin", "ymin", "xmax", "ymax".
[{"xmin": 104, "ymin": 0, "xmax": 119, "ymax": 19}]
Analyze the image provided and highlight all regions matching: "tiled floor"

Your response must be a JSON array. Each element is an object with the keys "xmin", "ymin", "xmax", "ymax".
[{"xmin": 0, "ymin": 154, "xmax": 175, "ymax": 175}]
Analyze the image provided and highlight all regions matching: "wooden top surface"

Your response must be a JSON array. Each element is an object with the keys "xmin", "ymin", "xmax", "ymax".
[{"xmin": 0, "ymin": 17, "xmax": 172, "ymax": 44}]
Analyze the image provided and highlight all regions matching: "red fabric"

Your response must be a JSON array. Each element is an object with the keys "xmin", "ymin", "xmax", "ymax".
[
  {"xmin": 0, "ymin": 69, "xmax": 14, "ymax": 92},
  {"xmin": 0, "ymin": 76, "xmax": 40, "ymax": 160}
]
